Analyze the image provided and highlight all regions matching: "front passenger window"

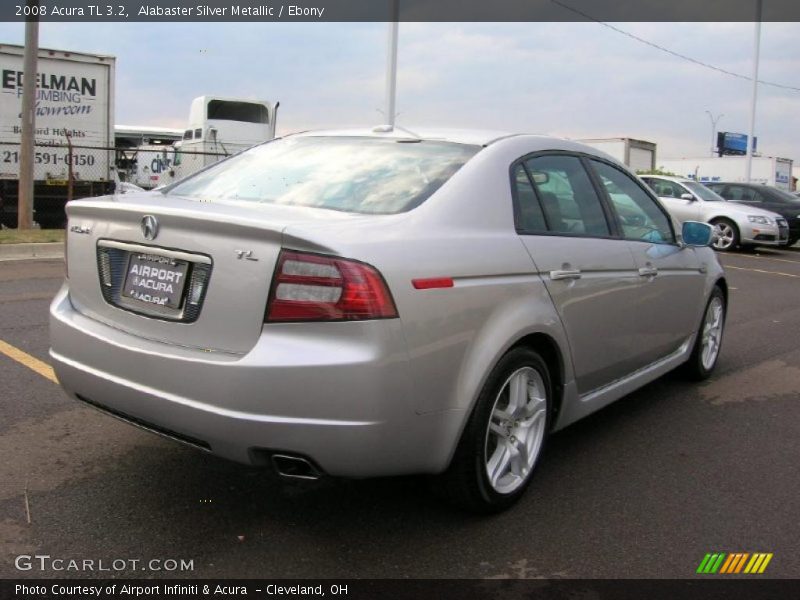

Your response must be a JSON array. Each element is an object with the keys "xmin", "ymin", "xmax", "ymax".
[{"xmin": 590, "ymin": 160, "xmax": 675, "ymax": 244}]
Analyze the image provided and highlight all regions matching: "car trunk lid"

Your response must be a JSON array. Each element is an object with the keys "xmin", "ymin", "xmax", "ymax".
[{"xmin": 65, "ymin": 193, "xmax": 354, "ymax": 354}]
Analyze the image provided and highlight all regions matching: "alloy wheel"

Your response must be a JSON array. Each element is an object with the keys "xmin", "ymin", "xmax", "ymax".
[
  {"xmin": 712, "ymin": 223, "xmax": 735, "ymax": 250},
  {"xmin": 701, "ymin": 296, "xmax": 724, "ymax": 370},
  {"xmin": 484, "ymin": 367, "xmax": 547, "ymax": 495}
]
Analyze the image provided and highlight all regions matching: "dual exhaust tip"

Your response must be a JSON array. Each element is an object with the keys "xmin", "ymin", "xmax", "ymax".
[{"xmin": 271, "ymin": 454, "xmax": 322, "ymax": 481}]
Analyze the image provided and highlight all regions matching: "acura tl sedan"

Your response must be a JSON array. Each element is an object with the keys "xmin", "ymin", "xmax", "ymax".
[
  {"xmin": 50, "ymin": 130, "xmax": 726, "ymax": 512},
  {"xmin": 640, "ymin": 175, "xmax": 789, "ymax": 251}
]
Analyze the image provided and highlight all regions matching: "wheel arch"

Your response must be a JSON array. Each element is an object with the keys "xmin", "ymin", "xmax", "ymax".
[
  {"xmin": 715, "ymin": 276, "xmax": 729, "ymax": 305},
  {"xmin": 439, "ymin": 326, "xmax": 571, "ymax": 475},
  {"xmin": 508, "ymin": 332, "xmax": 566, "ymax": 428},
  {"xmin": 440, "ymin": 314, "xmax": 573, "ymax": 473},
  {"xmin": 708, "ymin": 215, "xmax": 740, "ymax": 231}
]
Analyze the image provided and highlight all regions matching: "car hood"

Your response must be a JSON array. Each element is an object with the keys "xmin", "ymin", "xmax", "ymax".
[{"xmin": 718, "ymin": 201, "xmax": 784, "ymax": 220}]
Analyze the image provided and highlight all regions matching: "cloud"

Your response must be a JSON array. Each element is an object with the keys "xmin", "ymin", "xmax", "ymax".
[{"xmin": 0, "ymin": 20, "xmax": 797, "ymax": 162}]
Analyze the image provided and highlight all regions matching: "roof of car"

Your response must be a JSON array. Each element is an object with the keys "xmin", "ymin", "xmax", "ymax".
[
  {"xmin": 703, "ymin": 181, "xmax": 769, "ymax": 188},
  {"xmin": 639, "ymin": 175, "xmax": 696, "ymax": 183},
  {"xmin": 289, "ymin": 127, "xmax": 534, "ymax": 147}
]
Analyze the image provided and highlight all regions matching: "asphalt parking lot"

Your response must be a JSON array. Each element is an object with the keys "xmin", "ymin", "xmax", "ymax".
[{"xmin": 1, "ymin": 249, "xmax": 799, "ymax": 579}]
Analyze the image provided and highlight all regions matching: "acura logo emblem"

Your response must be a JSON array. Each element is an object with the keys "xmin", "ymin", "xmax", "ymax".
[{"xmin": 141, "ymin": 215, "xmax": 158, "ymax": 241}]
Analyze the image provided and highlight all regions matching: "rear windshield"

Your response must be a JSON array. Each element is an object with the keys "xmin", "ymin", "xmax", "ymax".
[{"xmin": 166, "ymin": 136, "xmax": 480, "ymax": 214}]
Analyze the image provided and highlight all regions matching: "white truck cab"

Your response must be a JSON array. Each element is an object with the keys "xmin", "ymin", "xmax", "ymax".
[{"xmin": 164, "ymin": 96, "xmax": 279, "ymax": 185}]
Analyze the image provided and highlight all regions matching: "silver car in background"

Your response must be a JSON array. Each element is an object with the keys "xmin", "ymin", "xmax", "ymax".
[
  {"xmin": 640, "ymin": 175, "xmax": 789, "ymax": 251},
  {"xmin": 51, "ymin": 131, "xmax": 727, "ymax": 512}
]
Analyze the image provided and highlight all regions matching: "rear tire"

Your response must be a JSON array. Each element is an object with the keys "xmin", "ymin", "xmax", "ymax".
[
  {"xmin": 682, "ymin": 286, "xmax": 726, "ymax": 381},
  {"xmin": 434, "ymin": 347, "xmax": 552, "ymax": 513},
  {"xmin": 710, "ymin": 218, "xmax": 739, "ymax": 251}
]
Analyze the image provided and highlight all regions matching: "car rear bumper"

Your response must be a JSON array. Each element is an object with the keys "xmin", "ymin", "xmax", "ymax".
[{"xmin": 49, "ymin": 285, "xmax": 464, "ymax": 477}]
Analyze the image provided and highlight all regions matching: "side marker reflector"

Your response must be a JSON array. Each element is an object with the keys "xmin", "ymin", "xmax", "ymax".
[{"xmin": 412, "ymin": 277, "xmax": 454, "ymax": 290}]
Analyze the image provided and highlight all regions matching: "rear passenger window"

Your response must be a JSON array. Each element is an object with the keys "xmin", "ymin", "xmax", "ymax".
[
  {"xmin": 590, "ymin": 160, "xmax": 675, "ymax": 244},
  {"xmin": 725, "ymin": 186, "xmax": 757, "ymax": 202},
  {"xmin": 513, "ymin": 164, "xmax": 547, "ymax": 233},
  {"xmin": 523, "ymin": 155, "xmax": 610, "ymax": 237}
]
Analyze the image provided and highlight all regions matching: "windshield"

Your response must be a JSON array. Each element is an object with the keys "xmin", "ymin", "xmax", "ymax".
[
  {"xmin": 770, "ymin": 188, "xmax": 800, "ymax": 203},
  {"xmin": 166, "ymin": 136, "xmax": 480, "ymax": 214},
  {"xmin": 685, "ymin": 181, "xmax": 725, "ymax": 201}
]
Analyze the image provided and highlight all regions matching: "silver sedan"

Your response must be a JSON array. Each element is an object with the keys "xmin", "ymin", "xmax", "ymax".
[
  {"xmin": 51, "ymin": 130, "xmax": 726, "ymax": 512},
  {"xmin": 640, "ymin": 175, "xmax": 789, "ymax": 250}
]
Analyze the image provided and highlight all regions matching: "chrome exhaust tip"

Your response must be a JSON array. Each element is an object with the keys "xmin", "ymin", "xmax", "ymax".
[{"xmin": 271, "ymin": 454, "xmax": 322, "ymax": 480}]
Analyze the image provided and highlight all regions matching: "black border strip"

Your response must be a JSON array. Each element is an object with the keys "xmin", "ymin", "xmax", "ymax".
[
  {"xmin": 3, "ymin": 0, "xmax": 800, "ymax": 23},
  {"xmin": 2, "ymin": 579, "xmax": 800, "ymax": 600}
]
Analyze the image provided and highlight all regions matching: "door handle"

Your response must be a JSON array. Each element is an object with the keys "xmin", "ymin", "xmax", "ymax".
[
  {"xmin": 550, "ymin": 269, "xmax": 582, "ymax": 281},
  {"xmin": 638, "ymin": 266, "xmax": 658, "ymax": 277}
]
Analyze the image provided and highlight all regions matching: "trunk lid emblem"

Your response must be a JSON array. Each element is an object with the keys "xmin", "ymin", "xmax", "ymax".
[{"xmin": 141, "ymin": 215, "xmax": 159, "ymax": 241}]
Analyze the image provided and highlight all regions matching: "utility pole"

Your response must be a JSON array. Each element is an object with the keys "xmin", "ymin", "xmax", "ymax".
[
  {"xmin": 384, "ymin": 0, "xmax": 399, "ymax": 130},
  {"xmin": 745, "ymin": 0, "xmax": 762, "ymax": 183},
  {"xmin": 18, "ymin": 3, "xmax": 39, "ymax": 229},
  {"xmin": 705, "ymin": 111, "xmax": 723, "ymax": 157}
]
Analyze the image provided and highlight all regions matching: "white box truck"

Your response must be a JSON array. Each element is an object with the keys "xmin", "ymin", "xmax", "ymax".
[
  {"xmin": 658, "ymin": 156, "xmax": 793, "ymax": 191},
  {"xmin": 577, "ymin": 138, "xmax": 657, "ymax": 172},
  {"xmin": 0, "ymin": 44, "xmax": 115, "ymax": 227}
]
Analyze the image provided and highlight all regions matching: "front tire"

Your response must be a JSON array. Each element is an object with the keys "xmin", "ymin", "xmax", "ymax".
[
  {"xmin": 710, "ymin": 218, "xmax": 739, "ymax": 251},
  {"xmin": 435, "ymin": 347, "xmax": 552, "ymax": 513},
  {"xmin": 682, "ymin": 286, "xmax": 726, "ymax": 380}
]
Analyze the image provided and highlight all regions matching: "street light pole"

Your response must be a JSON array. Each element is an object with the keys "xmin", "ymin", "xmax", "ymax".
[
  {"xmin": 705, "ymin": 111, "xmax": 723, "ymax": 157},
  {"xmin": 384, "ymin": 0, "xmax": 399, "ymax": 130},
  {"xmin": 745, "ymin": 0, "xmax": 762, "ymax": 183}
]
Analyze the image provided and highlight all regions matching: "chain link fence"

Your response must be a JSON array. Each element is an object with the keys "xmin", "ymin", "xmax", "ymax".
[{"xmin": 0, "ymin": 141, "xmax": 229, "ymax": 229}]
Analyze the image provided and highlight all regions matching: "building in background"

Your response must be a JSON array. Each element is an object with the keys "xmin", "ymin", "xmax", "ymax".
[
  {"xmin": 577, "ymin": 138, "xmax": 656, "ymax": 172},
  {"xmin": 658, "ymin": 156, "xmax": 793, "ymax": 191}
]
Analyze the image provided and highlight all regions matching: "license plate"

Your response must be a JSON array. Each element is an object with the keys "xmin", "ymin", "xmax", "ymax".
[{"xmin": 121, "ymin": 252, "xmax": 189, "ymax": 309}]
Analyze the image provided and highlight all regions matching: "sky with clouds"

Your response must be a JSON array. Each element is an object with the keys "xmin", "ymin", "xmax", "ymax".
[{"xmin": 0, "ymin": 20, "xmax": 798, "ymax": 163}]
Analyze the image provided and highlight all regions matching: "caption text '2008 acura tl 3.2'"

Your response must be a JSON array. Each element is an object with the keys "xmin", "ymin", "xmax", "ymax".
[{"xmin": 50, "ymin": 130, "xmax": 726, "ymax": 512}]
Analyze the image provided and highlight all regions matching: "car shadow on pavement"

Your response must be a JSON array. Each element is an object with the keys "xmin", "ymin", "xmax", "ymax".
[{"xmin": 4, "ymin": 369, "xmax": 708, "ymax": 579}]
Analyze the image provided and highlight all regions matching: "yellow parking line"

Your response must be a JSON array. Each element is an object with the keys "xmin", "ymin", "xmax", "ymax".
[
  {"xmin": 724, "ymin": 265, "xmax": 800, "ymax": 279},
  {"xmin": 0, "ymin": 339, "xmax": 57, "ymax": 383}
]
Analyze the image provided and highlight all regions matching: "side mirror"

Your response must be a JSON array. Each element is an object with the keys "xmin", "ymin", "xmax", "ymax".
[
  {"xmin": 682, "ymin": 221, "xmax": 713, "ymax": 247},
  {"xmin": 680, "ymin": 193, "xmax": 695, "ymax": 201}
]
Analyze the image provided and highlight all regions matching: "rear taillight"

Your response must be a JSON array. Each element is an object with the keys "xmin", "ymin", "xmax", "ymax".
[{"xmin": 265, "ymin": 250, "xmax": 398, "ymax": 322}]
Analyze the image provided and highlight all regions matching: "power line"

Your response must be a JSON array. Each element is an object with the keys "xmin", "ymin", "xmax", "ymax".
[{"xmin": 550, "ymin": 0, "xmax": 800, "ymax": 93}]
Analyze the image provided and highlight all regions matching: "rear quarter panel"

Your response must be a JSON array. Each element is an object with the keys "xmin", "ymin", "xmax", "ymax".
[{"xmin": 283, "ymin": 137, "xmax": 579, "ymax": 418}]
